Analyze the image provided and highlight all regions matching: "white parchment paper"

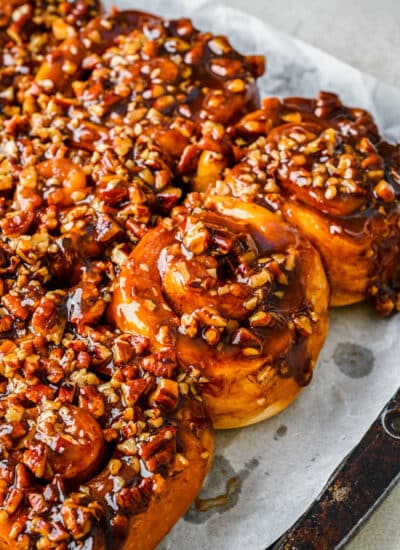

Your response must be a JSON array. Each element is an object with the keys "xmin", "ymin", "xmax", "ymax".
[{"xmin": 103, "ymin": 1, "xmax": 400, "ymax": 547}]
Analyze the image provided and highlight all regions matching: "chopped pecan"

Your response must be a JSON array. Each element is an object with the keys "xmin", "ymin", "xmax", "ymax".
[
  {"xmin": 4, "ymin": 487, "xmax": 24, "ymax": 514},
  {"xmin": 79, "ymin": 385, "xmax": 105, "ymax": 418},
  {"xmin": 14, "ymin": 463, "xmax": 31, "ymax": 490},
  {"xmin": 141, "ymin": 349, "xmax": 177, "ymax": 377},
  {"xmin": 149, "ymin": 379, "xmax": 179, "ymax": 411},
  {"xmin": 120, "ymin": 379, "xmax": 147, "ymax": 407},
  {"xmin": 1, "ymin": 211, "xmax": 34, "ymax": 237},
  {"xmin": 61, "ymin": 501, "xmax": 92, "ymax": 540},
  {"xmin": 22, "ymin": 441, "xmax": 48, "ymax": 479},
  {"xmin": 140, "ymin": 426, "xmax": 177, "ymax": 472},
  {"xmin": 182, "ymin": 218, "xmax": 210, "ymax": 255},
  {"xmin": 28, "ymin": 493, "xmax": 50, "ymax": 514},
  {"xmin": 116, "ymin": 486, "xmax": 148, "ymax": 515},
  {"xmin": 67, "ymin": 283, "xmax": 106, "ymax": 326},
  {"xmin": 2, "ymin": 293, "xmax": 29, "ymax": 320},
  {"xmin": 58, "ymin": 382, "xmax": 78, "ymax": 404},
  {"xmin": 231, "ymin": 327, "xmax": 264, "ymax": 353},
  {"xmin": 25, "ymin": 384, "xmax": 56, "ymax": 404},
  {"xmin": 31, "ymin": 297, "xmax": 66, "ymax": 344}
]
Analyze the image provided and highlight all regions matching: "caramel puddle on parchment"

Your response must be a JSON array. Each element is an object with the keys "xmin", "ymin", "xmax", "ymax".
[{"xmin": 195, "ymin": 476, "xmax": 240, "ymax": 512}]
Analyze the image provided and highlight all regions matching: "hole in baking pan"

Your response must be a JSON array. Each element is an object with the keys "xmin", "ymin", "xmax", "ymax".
[{"xmin": 382, "ymin": 411, "xmax": 400, "ymax": 439}]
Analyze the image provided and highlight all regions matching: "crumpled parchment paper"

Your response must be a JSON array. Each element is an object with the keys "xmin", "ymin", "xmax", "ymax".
[{"xmin": 103, "ymin": 1, "xmax": 400, "ymax": 547}]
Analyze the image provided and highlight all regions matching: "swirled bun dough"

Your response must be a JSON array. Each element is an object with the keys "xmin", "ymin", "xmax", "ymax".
[
  {"xmin": 111, "ymin": 197, "xmax": 329, "ymax": 429},
  {"xmin": 208, "ymin": 92, "xmax": 400, "ymax": 315}
]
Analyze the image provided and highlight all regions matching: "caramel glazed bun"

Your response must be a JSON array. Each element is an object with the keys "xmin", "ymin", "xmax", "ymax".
[
  {"xmin": 0, "ymin": 332, "xmax": 213, "ymax": 550},
  {"xmin": 112, "ymin": 196, "xmax": 329, "ymax": 429},
  {"xmin": 200, "ymin": 92, "xmax": 400, "ymax": 316}
]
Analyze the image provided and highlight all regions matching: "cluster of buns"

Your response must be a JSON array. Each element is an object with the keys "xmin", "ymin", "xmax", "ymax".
[{"xmin": 0, "ymin": 2, "xmax": 398, "ymax": 549}]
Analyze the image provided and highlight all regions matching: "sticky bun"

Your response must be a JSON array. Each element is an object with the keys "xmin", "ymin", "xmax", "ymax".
[
  {"xmin": 111, "ymin": 197, "xmax": 329, "ymax": 428},
  {"xmin": 0, "ymin": 332, "xmax": 213, "ymax": 550},
  {"xmin": 206, "ymin": 92, "xmax": 400, "ymax": 315}
]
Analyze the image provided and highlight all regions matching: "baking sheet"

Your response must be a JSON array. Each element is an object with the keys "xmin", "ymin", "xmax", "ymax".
[{"xmin": 103, "ymin": 1, "xmax": 400, "ymax": 547}]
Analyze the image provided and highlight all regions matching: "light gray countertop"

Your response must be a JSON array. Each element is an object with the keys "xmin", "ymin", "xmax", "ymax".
[
  {"xmin": 223, "ymin": 1, "xmax": 400, "ymax": 549},
  {"xmin": 225, "ymin": 0, "xmax": 400, "ymax": 89}
]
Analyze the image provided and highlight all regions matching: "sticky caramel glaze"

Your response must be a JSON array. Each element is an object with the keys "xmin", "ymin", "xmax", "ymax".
[
  {"xmin": 0, "ymin": 122, "xmax": 213, "ymax": 548},
  {"xmin": 210, "ymin": 92, "xmax": 400, "ymax": 314},
  {"xmin": 111, "ymin": 198, "xmax": 329, "ymax": 429},
  {"xmin": 29, "ymin": 404, "xmax": 106, "ymax": 482},
  {"xmin": 0, "ymin": 1, "xmax": 103, "ymax": 123},
  {"xmin": 0, "ymin": 1, "xmax": 102, "ymax": 94},
  {"xmin": 179, "ymin": 90, "xmax": 379, "ymax": 193},
  {"xmin": 35, "ymin": 10, "xmax": 156, "ymax": 90},
  {"xmin": 36, "ymin": 8, "xmax": 264, "ymax": 125},
  {"xmin": 230, "ymin": 92, "xmax": 380, "ymax": 144}
]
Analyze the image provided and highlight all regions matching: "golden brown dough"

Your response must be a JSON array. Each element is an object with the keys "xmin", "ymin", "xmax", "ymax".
[
  {"xmin": 111, "ymin": 197, "xmax": 329, "ymax": 428},
  {"xmin": 206, "ymin": 92, "xmax": 400, "ymax": 315}
]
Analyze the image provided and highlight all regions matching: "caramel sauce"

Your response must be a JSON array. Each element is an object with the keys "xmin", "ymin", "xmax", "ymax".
[{"xmin": 195, "ymin": 476, "xmax": 239, "ymax": 512}]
